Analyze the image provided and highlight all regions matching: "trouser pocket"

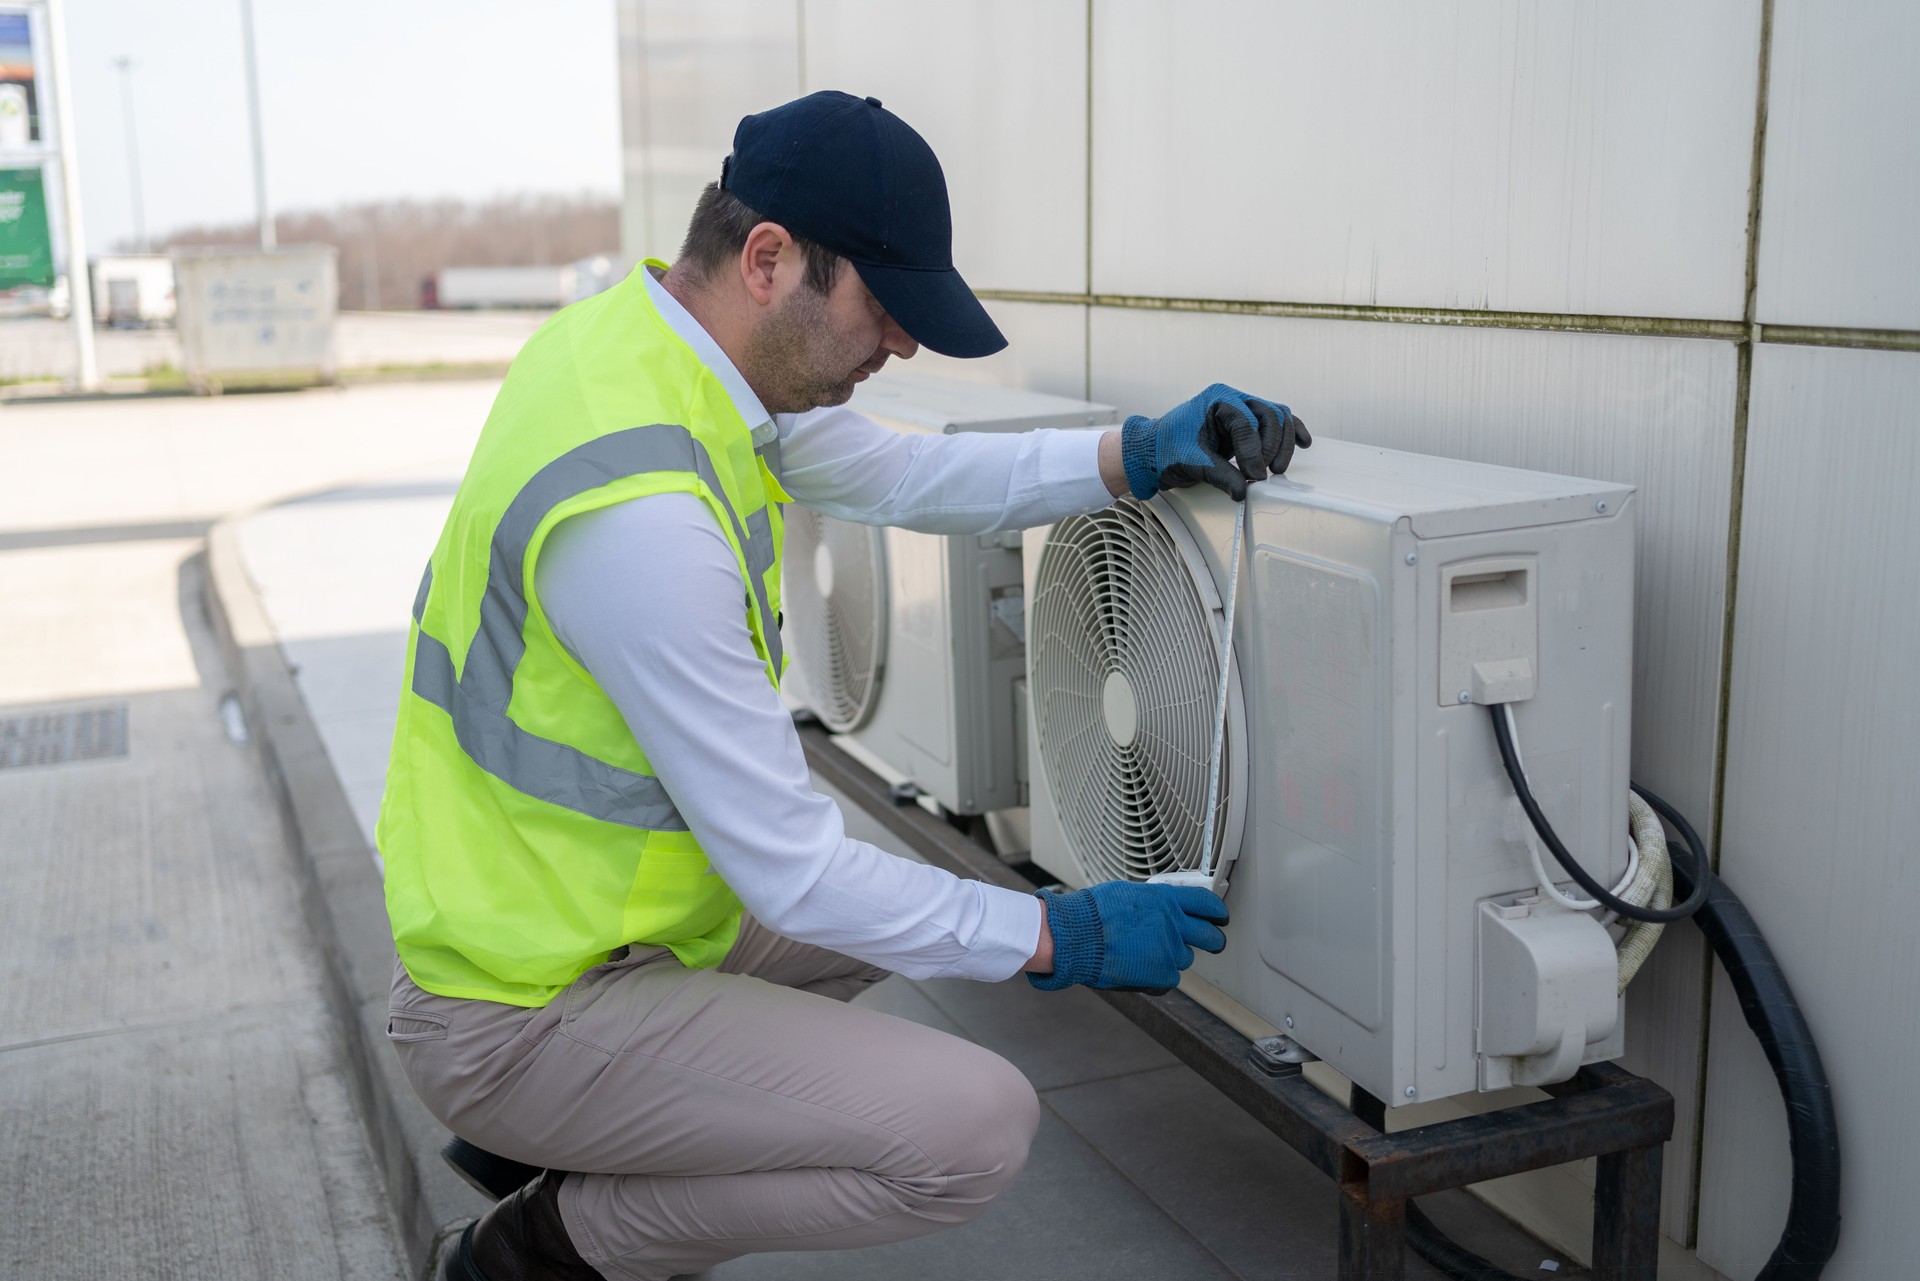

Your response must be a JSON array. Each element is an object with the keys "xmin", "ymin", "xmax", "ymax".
[{"xmin": 386, "ymin": 1009, "xmax": 451, "ymax": 1043}]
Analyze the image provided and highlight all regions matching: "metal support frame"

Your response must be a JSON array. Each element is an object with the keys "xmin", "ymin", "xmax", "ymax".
[{"xmin": 799, "ymin": 725, "xmax": 1674, "ymax": 1279}]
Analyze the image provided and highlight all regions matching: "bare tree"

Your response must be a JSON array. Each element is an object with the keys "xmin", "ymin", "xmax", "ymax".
[{"xmin": 144, "ymin": 193, "xmax": 621, "ymax": 310}]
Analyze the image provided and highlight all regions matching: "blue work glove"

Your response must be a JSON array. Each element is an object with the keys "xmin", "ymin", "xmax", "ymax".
[
  {"xmin": 1119, "ymin": 383, "xmax": 1311, "ymax": 502},
  {"xmin": 1028, "ymin": 881, "xmax": 1229, "ymax": 992}
]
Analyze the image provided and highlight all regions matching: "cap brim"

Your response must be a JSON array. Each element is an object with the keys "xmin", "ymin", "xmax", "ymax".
[{"xmin": 853, "ymin": 261, "xmax": 1008, "ymax": 359}]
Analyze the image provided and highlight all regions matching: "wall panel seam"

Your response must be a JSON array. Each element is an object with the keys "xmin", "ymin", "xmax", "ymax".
[
  {"xmin": 981, "ymin": 290, "xmax": 1920, "ymax": 351},
  {"xmin": 1692, "ymin": 0, "xmax": 1774, "ymax": 1252},
  {"xmin": 795, "ymin": 0, "xmax": 807, "ymax": 94},
  {"xmin": 1082, "ymin": 0, "xmax": 1093, "ymax": 401}
]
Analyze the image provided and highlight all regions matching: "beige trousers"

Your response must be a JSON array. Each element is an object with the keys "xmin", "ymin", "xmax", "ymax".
[{"xmin": 386, "ymin": 919, "xmax": 1041, "ymax": 1280}]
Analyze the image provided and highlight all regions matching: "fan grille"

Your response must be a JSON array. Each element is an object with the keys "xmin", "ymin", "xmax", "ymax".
[
  {"xmin": 783, "ymin": 509, "xmax": 886, "ymax": 732},
  {"xmin": 1030, "ymin": 499, "xmax": 1233, "ymax": 883}
]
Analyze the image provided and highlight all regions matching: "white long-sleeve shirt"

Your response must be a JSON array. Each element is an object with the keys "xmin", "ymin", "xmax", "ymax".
[{"xmin": 533, "ymin": 269, "xmax": 1114, "ymax": 982}]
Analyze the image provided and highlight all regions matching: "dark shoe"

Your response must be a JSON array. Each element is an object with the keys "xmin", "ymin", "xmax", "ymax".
[
  {"xmin": 442, "ymin": 1135, "xmax": 546, "ymax": 1202},
  {"xmin": 439, "ymin": 1170, "xmax": 601, "ymax": 1280}
]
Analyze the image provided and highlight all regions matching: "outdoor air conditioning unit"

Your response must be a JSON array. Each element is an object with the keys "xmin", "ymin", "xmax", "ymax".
[
  {"xmin": 783, "ymin": 372, "xmax": 1115, "ymax": 815},
  {"xmin": 1024, "ymin": 440, "xmax": 1637, "ymax": 1104}
]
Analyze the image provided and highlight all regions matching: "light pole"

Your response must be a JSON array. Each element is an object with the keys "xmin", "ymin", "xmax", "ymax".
[
  {"xmin": 112, "ymin": 56, "xmax": 145, "ymax": 253},
  {"xmin": 43, "ymin": 0, "xmax": 99, "ymax": 389},
  {"xmin": 238, "ymin": 0, "xmax": 273, "ymax": 250}
]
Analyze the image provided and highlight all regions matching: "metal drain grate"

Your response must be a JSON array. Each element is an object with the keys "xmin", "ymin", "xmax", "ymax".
[{"xmin": 0, "ymin": 705, "xmax": 130, "ymax": 769}]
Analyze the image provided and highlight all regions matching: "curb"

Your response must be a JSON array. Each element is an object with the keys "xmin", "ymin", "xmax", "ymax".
[{"xmin": 203, "ymin": 513, "xmax": 480, "ymax": 1280}]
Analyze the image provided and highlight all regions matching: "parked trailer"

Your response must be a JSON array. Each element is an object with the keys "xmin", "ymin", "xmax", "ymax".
[
  {"xmin": 434, "ymin": 265, "xmax": 574, "ymax": 310},
  {"xmin": 431, "ymin": 256, "xmax": 623, "ymax": 310}
]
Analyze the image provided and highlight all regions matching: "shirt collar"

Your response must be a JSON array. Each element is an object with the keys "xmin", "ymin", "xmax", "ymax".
[{"xmin": 642, "ymin": 261, "xmax": 777, "ymax": 447}]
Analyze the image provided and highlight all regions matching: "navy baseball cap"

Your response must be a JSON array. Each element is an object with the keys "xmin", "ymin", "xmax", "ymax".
[{"xmin": 721, "ymin": 91, "xmax": 1007, "ymax": 359}]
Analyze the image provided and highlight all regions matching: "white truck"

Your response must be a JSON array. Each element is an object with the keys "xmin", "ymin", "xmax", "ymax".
[{"xmin": 92, "ymin": 255, "xmax": 176, "ymax": 327}]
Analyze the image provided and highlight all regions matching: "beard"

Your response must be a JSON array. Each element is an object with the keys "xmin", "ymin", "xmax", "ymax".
[{"xmin": 744, "ymin": 284, "xmax": 875, "ymax": 414}]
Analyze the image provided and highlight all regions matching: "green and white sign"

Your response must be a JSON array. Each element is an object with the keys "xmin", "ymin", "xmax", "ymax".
[{"xmin": 0, "ymin": 166, "xmax": 54, "ymax": 288}]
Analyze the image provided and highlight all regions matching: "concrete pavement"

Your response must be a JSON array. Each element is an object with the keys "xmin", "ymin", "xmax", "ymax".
[
  {"xmin": 0, "ymin": 310, "xmax": 550, "ymax": 386},
  {"xmin": 0, "ymin": 550, "xmax": 404, "ymax": 1280},
  {"xmin": 0, "ymin": 382, "xmax": 488, "ymax": 1278}
]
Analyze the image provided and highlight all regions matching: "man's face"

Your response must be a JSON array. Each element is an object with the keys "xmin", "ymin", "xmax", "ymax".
[{"xmin": 745, "ymin": 257, "xmax": 919, "ymax": 414}]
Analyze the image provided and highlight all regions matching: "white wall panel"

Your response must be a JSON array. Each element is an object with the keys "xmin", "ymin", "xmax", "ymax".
[
  {"xmin": 803, "ymin": 1, "xmax": 1087, "ymax": 295},
  {"xmin": 1091, "ymin": 0, "xmax": 1759, "ymax": 321},
  {"xmin": 1754, "ymin": 2, "xmax": 1920, "ymax": 331},
  {"xmin": 1089, "ymin": 306, "xmax": 1739, "ymax": 1231},
  {"xmin": 1697, "ymin": 345, "xmax": 1920, "ymax": 1278},
  {"xmin": 906, "ymin": 300, "xmax": 1088, "ymax": 402},
  {"xmin": 618, "ymin": 0, "xmax": 801, "ymax": 263}
]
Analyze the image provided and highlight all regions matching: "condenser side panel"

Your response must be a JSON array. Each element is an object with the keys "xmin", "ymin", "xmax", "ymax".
[
  {"xmin": 1250, "ymin": 549, "xmax": 1387, "ymax": 1031},
  {"xmin": 1193, "ymin": 498, "xmax": 1403, "ymax": 1099},
  {"xmin": 936, "ymin": 533, "xmax": 1027, "ymax": 814},
  {"xmin": 855, "ymin": 527, "xmax": 956, "ymax": 799}
]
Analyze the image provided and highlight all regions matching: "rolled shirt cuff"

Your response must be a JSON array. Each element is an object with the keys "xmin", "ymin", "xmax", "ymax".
[
  {"xmin": 962, "ymin": 883, "xmax": 1049, "ymax": 983},
  {"xmin": 1037, "ymin": 426, "xmax": 1119, "ymax": 521}
]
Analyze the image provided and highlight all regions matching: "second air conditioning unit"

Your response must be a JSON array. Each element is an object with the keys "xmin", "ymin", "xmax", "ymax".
[
  {"xmin": 783, "ymin": 372, "xmax": 1115, "ymax": 815},
  {"xmin": 1024, "ymin": 440, "xmax": 1638, "ymax": 1104}
]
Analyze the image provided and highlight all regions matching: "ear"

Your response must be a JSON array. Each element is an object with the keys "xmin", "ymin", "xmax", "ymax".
[{"xmin": 738, "ymin": 222, "xmax": 793, "ymax": 306}]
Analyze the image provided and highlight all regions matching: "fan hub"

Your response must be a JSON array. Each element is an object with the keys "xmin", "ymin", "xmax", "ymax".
[
  {"xmin": 812, "ymin": 542, "xmax": 835, "ymax": 600},
  {"xmin": 1102, "ymin": 669, "xmax": 1139, "ymax": 748}
]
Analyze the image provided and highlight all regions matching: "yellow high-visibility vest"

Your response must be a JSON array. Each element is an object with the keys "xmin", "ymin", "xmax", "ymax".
[{"xmin": 377, "ymin": 263, "xmax": 787, "ymax": 1007}]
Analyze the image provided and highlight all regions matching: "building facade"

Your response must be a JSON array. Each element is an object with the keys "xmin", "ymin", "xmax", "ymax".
[{"xmin": 615, "ymin": 4, "xmax": 1920, "ymax": 1275}]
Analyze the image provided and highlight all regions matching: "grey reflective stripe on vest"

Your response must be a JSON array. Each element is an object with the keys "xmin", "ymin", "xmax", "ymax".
[
  {"xmin": 408, "ymin": 422, "xmax": 780, "ymax": 830},
  {"xmin": 703, "ymin": 457, "xmax": 783, "ymax": 674},
  {"xmin": 744, "ymin": 506, "xmax": 776, "ymax": 579},
  {"xmin": 411, "ymin": 563, "xmax": 433, "ymax": 624},
  {"xmin": 409, "ymin": 627, "xmax": 689, "ymax": 829}
]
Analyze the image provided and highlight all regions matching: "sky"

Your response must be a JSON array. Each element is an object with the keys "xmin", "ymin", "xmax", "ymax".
[{"xmin": 60, "ymin": 0, "xmax": 623, "ymax": 252}]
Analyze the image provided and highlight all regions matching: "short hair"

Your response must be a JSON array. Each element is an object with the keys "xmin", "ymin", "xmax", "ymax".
[{"xmin": 677, "ymin": 181, "xmax": 841, "ymax": 294}]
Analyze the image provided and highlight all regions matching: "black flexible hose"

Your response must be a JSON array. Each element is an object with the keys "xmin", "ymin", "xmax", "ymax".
[
  {"xmin": 1400, "ymin": 775, "xmax": 1842, "ymax": 1281},
  {"xmin": 1652, "ymin": 792, "xmax": 1843, "ymax": 1280},
  {"xmin": 1406, "ymin": 1201, "xmax": 1512, "ymax": 1279},
  {"xmin": 1489, "ymin": 705, "xmax": 1710, "ymax": 923}
]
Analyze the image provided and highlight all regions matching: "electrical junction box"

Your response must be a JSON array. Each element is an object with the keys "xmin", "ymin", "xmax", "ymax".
[
  {"xmin": 170, "ymin": 245, "xmax": 338, "ymax": 390},
  {"xmin": 781, "ymin": 372, "xmax": 1115, "ymax": 816},
  {"xmin": 1023, "ymin": 439, "xmax": 1636, "ymax": 1103}
]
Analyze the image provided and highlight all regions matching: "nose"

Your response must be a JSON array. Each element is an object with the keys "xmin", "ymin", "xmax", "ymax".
[{"xmin": 880, "ymin": 313, "xmax": 919, "ymax": 360}]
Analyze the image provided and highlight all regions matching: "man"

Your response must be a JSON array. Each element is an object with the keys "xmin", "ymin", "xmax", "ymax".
[{"xmin": 378, "ymin": 91, "xmax": 1309, "ymax": 1281}]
